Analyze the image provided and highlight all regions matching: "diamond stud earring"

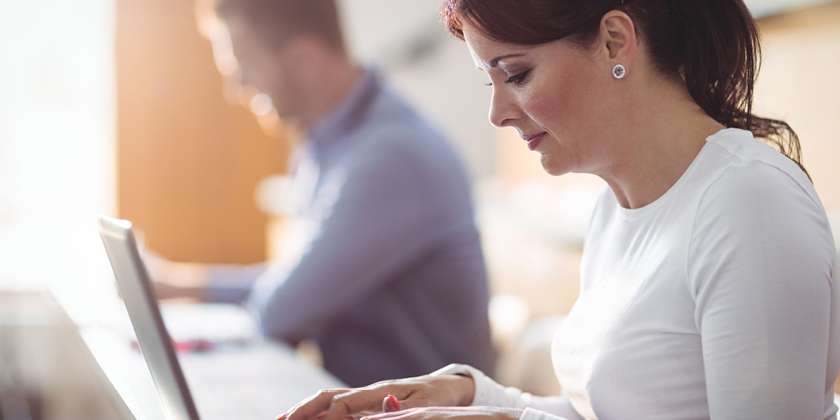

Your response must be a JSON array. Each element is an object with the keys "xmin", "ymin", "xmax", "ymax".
[{"xmin": 612, "ymin": 64, "xmax": 627, "ymax": 80}]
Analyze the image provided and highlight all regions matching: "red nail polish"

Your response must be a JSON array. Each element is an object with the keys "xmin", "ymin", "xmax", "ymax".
[
  {"xmin": 385, "ymin": 394, "xmax": 400, "ymax": 412},
  {"xmin": 276, "ymin": 415, "xmax": 286, "ymax": 420}
]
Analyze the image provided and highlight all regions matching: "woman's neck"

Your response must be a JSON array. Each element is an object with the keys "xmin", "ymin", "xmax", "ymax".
[{"xmin": 597, "ymin": 82, "xmax": 725, "ymax": 210}]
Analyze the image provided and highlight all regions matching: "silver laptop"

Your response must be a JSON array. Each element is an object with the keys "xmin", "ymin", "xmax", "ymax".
[{"xmin": 98, "ymin": 216, "xmax": 201, "ymax": 420}]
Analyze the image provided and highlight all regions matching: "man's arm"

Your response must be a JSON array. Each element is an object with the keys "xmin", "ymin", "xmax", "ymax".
[
  {"xmin": 247, "ymin": 140, "xmax": 459, "ymax": 342},
  {"xmin": 202, "ymin": 263, "xmax": 271, "ymax": 303},
  {"xmin": 144, "ymin": 251, "xmax": 268, "ymax": 303}
]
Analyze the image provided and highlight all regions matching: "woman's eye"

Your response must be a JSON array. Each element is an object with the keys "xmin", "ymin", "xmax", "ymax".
[{"xmin": 505, "ymin": 69, "xmax": 532, "ymax": 86}]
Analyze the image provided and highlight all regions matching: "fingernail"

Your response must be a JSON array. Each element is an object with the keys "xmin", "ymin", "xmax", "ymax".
[
  {"xmin": 384, "ymin": 394, "xmax": 400, "ymax": 412},
  {"xmin": 276, "ymin": 415, "xmax": 286, "ymax": 420}
]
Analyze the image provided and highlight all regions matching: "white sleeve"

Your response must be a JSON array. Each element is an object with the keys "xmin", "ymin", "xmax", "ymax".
[
  {"xmin": 432, "ymin": 365, "xmax": 583, "ymax": 420},
  {"xmin": 688, "ymin": 163, "xmax": 835, "ymax": 419}
]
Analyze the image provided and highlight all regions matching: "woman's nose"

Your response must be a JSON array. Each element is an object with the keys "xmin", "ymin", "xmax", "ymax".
[{"xmin": 488, "ymin": 88, "xmax": 518, "ymax": 128}]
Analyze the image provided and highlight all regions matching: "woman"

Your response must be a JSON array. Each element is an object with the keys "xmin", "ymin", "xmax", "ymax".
[{"xmin": 278, "ymin": 0, "xmax": 840, "ymax": 419}]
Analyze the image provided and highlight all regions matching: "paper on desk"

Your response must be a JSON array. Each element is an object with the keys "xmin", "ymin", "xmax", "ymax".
[{"xmin": 160, "ymin": 303, "xmax": 258, "ymax": 344}]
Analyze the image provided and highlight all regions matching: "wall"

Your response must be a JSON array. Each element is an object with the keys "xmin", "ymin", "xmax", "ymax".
[
  {"xmin": 754, "ymin": 1, "xmax": 840, "ymax": 216},
  {"xmin": 337, "ymin": 0, "xmax": 498, "ymax": 179},
  {"xmin": 116, "ymin": 0, "xmax": 289, "ymax": 263}
]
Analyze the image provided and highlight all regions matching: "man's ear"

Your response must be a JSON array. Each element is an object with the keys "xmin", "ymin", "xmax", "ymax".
[{"xmin": 283, "ymin": 36, "xmax": 328, "ymax": 61}]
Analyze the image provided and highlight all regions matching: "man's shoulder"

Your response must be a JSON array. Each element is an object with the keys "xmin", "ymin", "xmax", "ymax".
[
  {"xmin": 364, "ymin": 92, "xmax": 446, "ymax": 145},
  {"xmin": 348, "ymin": 104, "xmax": 460, "ymax": 170}
]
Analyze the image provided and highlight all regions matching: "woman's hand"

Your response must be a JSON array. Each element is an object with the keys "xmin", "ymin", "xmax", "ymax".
[
  {"xmin": 281, "ymin": 374, "xmax": 476, "ymax": 420},
  {"xmin": 360, "ymin": 406, "xmax": 522, "ymax": 420}
]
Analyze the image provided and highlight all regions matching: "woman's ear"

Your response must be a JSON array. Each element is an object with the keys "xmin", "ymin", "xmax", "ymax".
[{"xmin": 599, "ymin": 10, "xmax": 638, "ymax": 63}]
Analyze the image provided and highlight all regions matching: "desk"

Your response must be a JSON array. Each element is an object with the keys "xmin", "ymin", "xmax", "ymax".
[
  {"xmin": 0, "ymin": 291, "xmax": 135, "ymax": 420},
  {"xmin": 81, "ymin": 303, "xmax": 343, "ymax": 420},
  {"xmin": 2, "ymin": 291, "xmax": 342, "ymax": 420}
]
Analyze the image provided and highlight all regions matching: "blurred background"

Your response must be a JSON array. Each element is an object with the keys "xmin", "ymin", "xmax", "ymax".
[{"xmin": 1, "ymin": 0, "xmax": 839, "ymax": 416}]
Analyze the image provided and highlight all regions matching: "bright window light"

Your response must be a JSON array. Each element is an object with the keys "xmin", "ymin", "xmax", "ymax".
[{"xmin": 0, "ymin": 1, "xmax": 117, "ymax": 316}]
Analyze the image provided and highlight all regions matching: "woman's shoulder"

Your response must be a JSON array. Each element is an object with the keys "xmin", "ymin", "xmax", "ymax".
[
  {"xmin": 697, "ymin": 128, "xmax": 820, "ymax": 213},
  {"xmin": 688, "ymin": 145, "xmax": 832, "ymax": 262},
  {"xmin": 680, "ymin": 128, "xmax": 834, "ymax": 264}
]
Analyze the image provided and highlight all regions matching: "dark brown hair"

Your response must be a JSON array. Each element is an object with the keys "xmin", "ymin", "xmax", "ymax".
[
  {"xmin": 442, "ymin": 0, "xmax": 808, "ymax": 177},
  {"xmin": 214, "ymin": 0, "xmax": 346, "ymax": 53}
]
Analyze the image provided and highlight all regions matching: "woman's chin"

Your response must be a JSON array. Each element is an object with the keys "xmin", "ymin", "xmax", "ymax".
[{"xmin": 540, "ymin": 155, "xmax": 570, "ymax": 176}]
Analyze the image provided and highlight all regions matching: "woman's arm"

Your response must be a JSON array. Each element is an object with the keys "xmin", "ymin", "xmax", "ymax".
[
  {"xmin": 432, "ymin": 365, "xmax": 583, "ymax": 420},
  {"xmin": 688, "ymin": 162, "xmax": 835, "ymax": 418}
]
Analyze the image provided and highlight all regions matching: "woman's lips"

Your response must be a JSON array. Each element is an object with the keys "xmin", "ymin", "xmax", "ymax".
[{"xmin": 525, "ymin": 132, "xmax": 546, "ymax": 151}]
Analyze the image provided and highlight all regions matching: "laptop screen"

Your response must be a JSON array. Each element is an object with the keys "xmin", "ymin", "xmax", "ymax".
[{"xmin": 98, "ymin": 217, "xmax": 200, "ymax": 420}]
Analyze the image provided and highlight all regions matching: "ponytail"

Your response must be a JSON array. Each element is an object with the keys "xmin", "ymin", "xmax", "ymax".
[{"xmin": 628, "ymin": 0, "xmax": 808, "ymax": 177}]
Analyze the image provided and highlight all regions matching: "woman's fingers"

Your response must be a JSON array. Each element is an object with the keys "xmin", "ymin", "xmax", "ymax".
[
  {"xmin": 284, "ymin": 378, "xmax": 434, "ymax": 420},
  {"xmin": 360, "ymin": 408, "xmax": 423, "ymax": 420},
  {"xmin": 282, "ymin": 388, "xmax": 351, "ymax": 420},
  {"xmin": 382, "ymin": 394, "xmax": 401, "ymax": 413},
  {"xmin": 363, "ymin": 406, "xmax": 523, "ymax": 420},
  {"xmin": 322, "ymin": 388, "xmax": 393, "ymax": 420},
  {"xmin": 384, "ymin": 393, "xmax": 431, "ymax": 412},
  {"xmin": 323, "ymin": 379, "xmax": 429, "ymax": 420}
]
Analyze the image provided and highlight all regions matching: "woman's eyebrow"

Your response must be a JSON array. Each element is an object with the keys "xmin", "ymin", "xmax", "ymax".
[{"xmin": 488, "ymin": 53, "xmax": 525, "ymax": 68}]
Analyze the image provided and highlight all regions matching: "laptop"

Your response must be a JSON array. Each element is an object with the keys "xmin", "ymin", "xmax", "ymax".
[{"xmin": 98, "ymin": 216, "xmax": 201, "ymax": 420}]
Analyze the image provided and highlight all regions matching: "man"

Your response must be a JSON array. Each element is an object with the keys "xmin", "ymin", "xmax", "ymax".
[{"xmin": 150, "ymin": 0, "xmax": 495, "ymax": 386}]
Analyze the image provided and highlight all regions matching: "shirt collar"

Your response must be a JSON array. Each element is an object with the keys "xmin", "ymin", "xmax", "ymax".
[{"xmin": 306, "ymin": 67, "xmax": 381, "ymax": 149}]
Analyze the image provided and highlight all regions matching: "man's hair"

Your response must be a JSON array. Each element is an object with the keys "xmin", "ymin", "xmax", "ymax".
[{"xmin": 213, "ymin": 0, "xmax": 346, "ymax": 53}]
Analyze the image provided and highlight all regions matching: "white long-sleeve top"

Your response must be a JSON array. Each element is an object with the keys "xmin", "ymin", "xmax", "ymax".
[{"xmin": 436, "ymin": 128, "xmax": 840, "ymax": 419}]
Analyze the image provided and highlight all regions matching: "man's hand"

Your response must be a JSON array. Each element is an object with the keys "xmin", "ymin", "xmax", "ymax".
[{"xmin": 141, "ymin": 248, "xmax": 209, "ymax": 301}]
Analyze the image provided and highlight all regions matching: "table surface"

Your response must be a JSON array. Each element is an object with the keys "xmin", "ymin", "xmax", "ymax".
[{"xmin": 80, "ymin": 302, "xmax": 343, "ymax": 420}]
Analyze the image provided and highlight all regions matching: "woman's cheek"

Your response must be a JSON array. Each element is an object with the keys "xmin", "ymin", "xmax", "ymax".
[{"xmin": 523, "ymin": 84, "xmax": 572, "ymax": 132}]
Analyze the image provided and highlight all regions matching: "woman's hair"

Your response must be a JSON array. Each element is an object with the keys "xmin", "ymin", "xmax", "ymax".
[{"xmin": 442, "ymin": 0, "xmax": 808, "ymax": 177}]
